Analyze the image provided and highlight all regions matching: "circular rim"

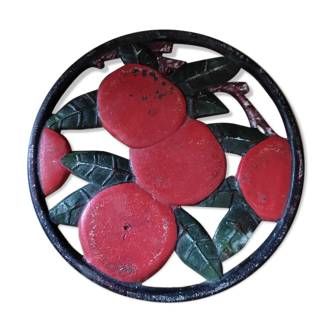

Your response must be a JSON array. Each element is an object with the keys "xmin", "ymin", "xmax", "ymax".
[{"xmin": 28, "ymin": 30, "xmax": 304, "ymax": 302}]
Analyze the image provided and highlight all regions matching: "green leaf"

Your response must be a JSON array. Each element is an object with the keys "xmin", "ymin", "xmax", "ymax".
[
  {"xmin": 118, "ymin": 43, "xmax": 159, "ymax": 70},
  {"xmin": 196, "ymin": 177, "xmax": 236, "ymax": 208},
  {"xmin": 46, "ymin": 91, "xmax": 101, "ymax": 131},
  {"xmin": 207, "ymin": 123, "xmax": 268, "ymax": 156},
  {"xmin": 168, "ymin": 57, "xmax": 240, "ymax": 95},
  {"xmin": 61, "ymin": 151, "xmax": 135, "ymax": 187},
  {"xmin": 49, "ymin": 183, "xmax": 102, "ymax": 226},
  {"xmin": 212, "ymin": 177, "xmax": 261, "ymax": 261},
  {"xmin": 174, "ymin": 208, "xmax": 223, "ymax": 281},
  {"xmin": 186, "ymin": 91, "xmax": 229, "ymax": 119}
]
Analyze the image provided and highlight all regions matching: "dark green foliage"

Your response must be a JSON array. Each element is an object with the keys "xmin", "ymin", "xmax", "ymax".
[
  {"xmin": 61, "ymin": 151, "xmax": 135, "ymax": 187},
  {"xmin": 50, "ymin": 151, "xmax": 135, "ymax": 227},
  {"xmin": 210, "ymin": 177, "xmax": 261, "ymax": 261},
  {"xmin": 174, "ymin": 208, "xmax": 223, "ymax": 281},
  {"xmin": 118, "ymin": 43, "xmax": 159, "ymax": 70},
  {"xmin": 208, "ymin": 123, "xmax": 268, "ymax": 156},
  {"xmin": 46, "ymin": 91, "xmax": 101, "ymax": 131},
  {"xmin": 49, "ymin": 184, "xmax": 102, "ymax": 226},
  {"xmin": 186, "ymin": 91, "xmax": 229, "ymax": 119},
  {"xmin": 168, "ymin": 57, "xmax": 240, "ymax": 95},
  {"xmin": 196, "ymin": 177, "xmax": 236, "ymax": 208}
]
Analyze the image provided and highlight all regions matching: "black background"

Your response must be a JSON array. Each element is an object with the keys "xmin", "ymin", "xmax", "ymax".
[{"xmin": 23, "ymin": 22, "xmax": 316, "ymax": 316}]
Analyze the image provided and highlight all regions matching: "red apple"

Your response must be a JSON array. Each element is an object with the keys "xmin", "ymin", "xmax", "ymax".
[
  {"xmin": 98, "ymin": 64, "xmax": 187, "ymax": 148},
  {"xmin": 79, "ymin": 183, "xmax": 177, "ymax": 283},
  {"xmin": 236, "ymin": 135, "xmax": 292, "ymax": 221},
  {"xmin": 130, "ymin": 119, "xmax": 226, "ymax": 206},
  {"xmin": 39, "ymin": 128, "xmax": 71, "ymax": 196}
]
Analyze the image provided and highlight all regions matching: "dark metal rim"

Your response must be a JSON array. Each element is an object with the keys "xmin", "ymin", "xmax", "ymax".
[{"xmin": 28, "ymin": 30, "xmax": 304, "ymax": 302}]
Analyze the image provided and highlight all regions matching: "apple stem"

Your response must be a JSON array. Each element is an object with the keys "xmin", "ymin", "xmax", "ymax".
[
  {"xmin": 145, "ymin": 41, "xmax": 174, "ymax": 54},
  {"xmin": 145, "ymin": 42, "xmax": 183, "ymax": 76},
  {"xmin": 209, "ymin": 83, "xmax": 275, "ymax": 135},
  {"xmin": 157, "ymin": 56, "xmax": 186, "ymax": 77},
  {"xmin": 91, "ymin": 50, "xmax": 119, "ymax": 69},
  {"xmin": 91, "ymin": 41, "xmax": 177, "ymax": 72}
]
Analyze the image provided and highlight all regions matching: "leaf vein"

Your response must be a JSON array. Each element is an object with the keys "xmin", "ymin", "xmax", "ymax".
[
  {"xmin": 101, "ymin": 169, "xmax": 116, "ymax": 186},
  {"xmin": 85, "ymin": 93, "xmax": 96, "ymax": 104}
]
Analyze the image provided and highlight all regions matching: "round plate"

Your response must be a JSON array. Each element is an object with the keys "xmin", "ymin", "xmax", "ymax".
[{"xmin": 28, "ymin": 30, "xmax": 304, "ymax": 302}]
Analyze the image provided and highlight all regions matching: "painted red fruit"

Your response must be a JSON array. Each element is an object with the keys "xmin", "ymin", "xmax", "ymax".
[
  {"xmin": 79, "ymin": 183, "xmax": 177, "ymax": 283},
  {"xmin": 97, "ymin": 64, "xmax": 187, "ymax": 148},
  {"xmin": 236, "ymin": 135, "xmax": 291, "ymax": 221},
  {"xmin": 39, "ymin": 128, "xmax": 71, "ymax": 196},
  {"xmin": 130, "ymin": 119, "xmax": 226, "ymax": 206}
]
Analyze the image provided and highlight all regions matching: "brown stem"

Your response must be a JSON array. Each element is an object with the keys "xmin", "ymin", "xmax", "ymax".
[
  {"xmin": 145, "ymin": 41, "xmax": 173, "ymax": 54},
  {"xmin": 209, "ymin": 83, "xmax": 275, "ymax": 135},
  {"xmin": 157, "ymin": 56, "xmax": 186, "ymax": 77},
  {"xmin": 90, "ymin": 41, "xmax": 181, "ymax": 77},
  {"xmin": 91, "ymin": 50, "xmax": 119, "ymax": 69}
]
